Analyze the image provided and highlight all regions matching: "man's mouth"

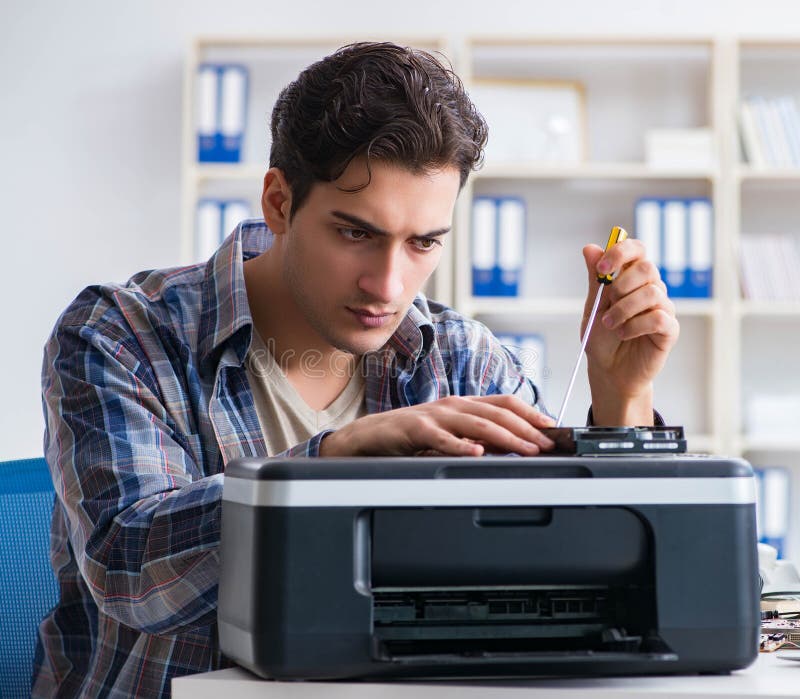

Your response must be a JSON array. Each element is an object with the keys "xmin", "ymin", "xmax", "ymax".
[{"xmin": 347, "ymin": 307, "xmax": 395, "ymax": 328}]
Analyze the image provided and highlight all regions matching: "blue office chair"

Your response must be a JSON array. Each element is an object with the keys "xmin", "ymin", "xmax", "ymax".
[{"xmin": 0, "ymin": 458, "xmax": 59, "ymax": 698}]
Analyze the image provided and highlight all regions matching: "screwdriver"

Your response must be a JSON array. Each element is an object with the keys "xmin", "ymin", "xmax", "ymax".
[{"xmin": 555, "ymin": 226, "xmax": 629, "ymax": 427}]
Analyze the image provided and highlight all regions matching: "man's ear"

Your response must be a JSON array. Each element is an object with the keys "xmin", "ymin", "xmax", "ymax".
[{"xmin": 261, "ymin": 168, "xmax": 292, "ymax": 234}]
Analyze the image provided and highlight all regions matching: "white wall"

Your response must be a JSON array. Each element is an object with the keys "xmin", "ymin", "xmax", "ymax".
[{"xmin": 2, "ymin": 0, "xmax": 800, "ymax": 460}]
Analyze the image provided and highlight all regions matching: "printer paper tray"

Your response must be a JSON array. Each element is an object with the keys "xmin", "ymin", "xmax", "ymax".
[{"xmin": 382, "ymin": 651, "xmax": 679, "ymax": 666}]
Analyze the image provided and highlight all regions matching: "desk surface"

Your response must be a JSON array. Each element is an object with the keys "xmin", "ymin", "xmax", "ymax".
[{"xmin": 172, "ymin": 653, "xmax": 800, "ymax": 698}]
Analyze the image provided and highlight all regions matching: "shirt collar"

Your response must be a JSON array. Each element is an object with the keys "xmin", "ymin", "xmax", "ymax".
[
  {"xmin": 197, "ymin": 220, "xmax": 267, "ymax": 372},
  {"xmin": 387, "ymin": 300, "xmax": 435, "ymax": 363},
  {"xmin": 197, "ymin": 220, "xmax": 435, "ymax": 372}
]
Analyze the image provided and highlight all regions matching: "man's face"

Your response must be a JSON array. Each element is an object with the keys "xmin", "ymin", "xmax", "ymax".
[{"xmin": 277, "ymin": 159, "xmax": 461, "ymax": 356}]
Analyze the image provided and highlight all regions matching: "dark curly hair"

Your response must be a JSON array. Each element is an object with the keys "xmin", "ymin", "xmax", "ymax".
[{"xmin": 269, "ymin": 42, "xmax": 488, "ymax": 219}]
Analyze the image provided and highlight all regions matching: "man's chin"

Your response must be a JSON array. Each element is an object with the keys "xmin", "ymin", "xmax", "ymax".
[{"xmin": 332, "ymin": 329, "xmax": 396, "ymax": 357}]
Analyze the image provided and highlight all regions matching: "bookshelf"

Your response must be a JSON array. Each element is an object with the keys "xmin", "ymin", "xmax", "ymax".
[
  {"xmin": 181, "ymin": 35, "xmax": 800, "ymax": 561},
  {"xmin": 453, "ymin": 36, "xmax": 723, "ymax": 437},
  {"xmin": 730, "ymin": 39, "xmax": 800, "ymax": 562}
]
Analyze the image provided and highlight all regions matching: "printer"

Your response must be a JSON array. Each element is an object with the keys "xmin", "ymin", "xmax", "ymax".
[{"xmin": 218, "ymin": 455, "xmax": 760, "ymax": 680}]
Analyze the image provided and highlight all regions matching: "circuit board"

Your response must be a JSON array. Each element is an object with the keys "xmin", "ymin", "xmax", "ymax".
[{"xmin": 760, "ymin": 617, "xmax": 800, "ymax": 652}]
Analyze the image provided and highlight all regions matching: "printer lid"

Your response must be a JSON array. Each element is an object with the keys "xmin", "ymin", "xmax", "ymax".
[{"xmin": 222, "ymin": 456, "xmax": 755, "ymax": 509}]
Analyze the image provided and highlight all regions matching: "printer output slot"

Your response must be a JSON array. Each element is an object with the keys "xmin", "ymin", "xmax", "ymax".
[{"xmin": 372, "ymin": 586, "xmax": 664, "ymax": 660}]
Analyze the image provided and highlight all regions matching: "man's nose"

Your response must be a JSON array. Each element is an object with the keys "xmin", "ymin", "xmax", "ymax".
[{"xmin": 357, "ymin": 250, "xmax": 405, "ymax": 303}]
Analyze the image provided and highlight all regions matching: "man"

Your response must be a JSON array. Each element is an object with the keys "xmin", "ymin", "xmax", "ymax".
[{"xmin": 34, "ymin": 42, "xmax": 678, "ymax": 696}]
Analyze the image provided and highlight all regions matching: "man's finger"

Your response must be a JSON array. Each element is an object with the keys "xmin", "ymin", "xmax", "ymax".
[
  {"xmin": 602, "ymin": 283, "xmax": 669, "ymax": 330},
  {"xmin": 441, "ymin": 411, "xmax": 544, "ymax": 455},
  {"xmin": 458, "ymin": 400, "xmax": 555, "ymax": 450},
  {"xmin": 463, "ymin": 394, "xmax": 554, "ymax": 427}
]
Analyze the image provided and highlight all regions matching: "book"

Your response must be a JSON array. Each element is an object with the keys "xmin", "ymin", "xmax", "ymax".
[{"xmin": 739, "ymin": 99, "xmax": 766, "ymax": 167}]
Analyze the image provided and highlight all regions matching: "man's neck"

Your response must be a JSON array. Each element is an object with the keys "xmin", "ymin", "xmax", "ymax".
[{"xmin": 243, "ymin": 253, "xmax": 360, "ymax": 410}]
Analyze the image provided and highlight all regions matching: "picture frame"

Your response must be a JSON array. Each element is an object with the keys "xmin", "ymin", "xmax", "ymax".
[{"xmin": 468, "ymin": 78, "xmax": 588, "ymax": 165}]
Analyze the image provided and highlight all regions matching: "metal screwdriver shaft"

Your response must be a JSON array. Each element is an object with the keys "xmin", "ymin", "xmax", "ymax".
[
  {"xmin": 556, "ymin": 284, "xmax": 604, "ymax": 427},
  {"xmin": 555, "ymin": 226, "xmax": 628, "ymax": 428}
]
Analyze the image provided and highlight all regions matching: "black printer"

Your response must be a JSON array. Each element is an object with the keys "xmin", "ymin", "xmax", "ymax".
[{"xmin": 218, "ymin": 455, "xmax": 759, "ymax": 680}]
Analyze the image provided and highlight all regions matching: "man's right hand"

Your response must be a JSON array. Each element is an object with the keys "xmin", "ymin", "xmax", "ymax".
[{"xmin": 319, "ymin": 395, "xmax": 556, "ymax": 457}]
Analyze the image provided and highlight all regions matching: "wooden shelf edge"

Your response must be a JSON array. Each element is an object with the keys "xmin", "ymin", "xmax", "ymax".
[{"xmin": 475, "ymin": 162, "xmax": 719, "ymax": 181}]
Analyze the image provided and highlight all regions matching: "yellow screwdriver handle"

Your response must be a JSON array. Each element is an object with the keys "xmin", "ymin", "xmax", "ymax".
[{"xmin": 597, "ymin": 226, "xmax": 629, "ymax": 284}]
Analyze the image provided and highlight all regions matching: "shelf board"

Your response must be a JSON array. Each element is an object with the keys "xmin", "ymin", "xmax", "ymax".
[
  {"xmin": 740, "ymin": 436, "xmax": 800, "ymax": 453},
  {"xmin": 464, "ymin": 297, "xmax": 585, "ymax": 317},
  {"xmin": 475, "ymin": 162, "xmax": 718, "ymax": 181},
  {"xmin": 194, "ymin": 161, "xmax": 719, "ymax": 184},
  {"xmin": 739, "ymin": 301, "xmax": 800, "ymax": 318},
  {"xmin": 464, "ymin": 297, "xmax": 717, "ymax": 318},
  {"xmin": 673, "ymin": 299, "xmax": 719, "ymax": 317},
  {"xmin": 469, "ymin": 35, "xmax": 715, "ymax": 47},
  {"xmin": 737, "ymin": 166, "xmax": 800, "ymax": 182},
  {"xmin": 193, "ymin": 163, "xmax": 266, "ymax": 182},
  {"xmin": 195, "ymin": 35, "xmax": 448, "ymax": 50},
  {"xmin": 738, "ymin": 38, "xmax": 800, "ymax": 51}
]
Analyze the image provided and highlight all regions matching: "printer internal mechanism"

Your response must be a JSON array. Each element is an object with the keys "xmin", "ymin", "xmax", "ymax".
[
  {"xmin": 371, "ymin": 585, "xmax": 668, "ymax": 659},
  {"xmin": 367, "ymin": 504, "xmax": 666, "ymax": 664}
]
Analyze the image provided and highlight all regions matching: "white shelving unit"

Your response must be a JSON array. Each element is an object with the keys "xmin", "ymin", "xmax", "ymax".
[
  {"xmin": 730, "ymin": 39, "xmax": 800, "ymax": 562},
  {"xmin": 453, "ymin": 36, "xmax": 724, "ymax": 438},
  {"xmin": 181, "ymin": 35, "xmax": 800, "ymax": 560}
]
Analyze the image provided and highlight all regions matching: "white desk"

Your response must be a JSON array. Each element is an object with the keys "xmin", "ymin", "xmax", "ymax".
[{"xmin": 173, "ymin": 653, "xmax": 800, "ymax": 698}]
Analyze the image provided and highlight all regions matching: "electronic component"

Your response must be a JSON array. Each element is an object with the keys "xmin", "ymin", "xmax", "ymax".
[
  {"xmin": 761, "ymin": 632, "xmax": 788, "ymax": 652},
  {"xmin": 760, "ymin": 618, "xmax": 800, "ymax": 652},
  {"xmin": 541, "ymin": 425, "xmax": 687, "ymax": 455}
]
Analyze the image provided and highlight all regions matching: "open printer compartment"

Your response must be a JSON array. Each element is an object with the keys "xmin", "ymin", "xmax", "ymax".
[
  {"xmin": 370, "ymin": 505, "xmax": 663, "ymax": 662},
  {"xmin": 218, "ymin": 456, "xmax": 760, "ymax": 680}
]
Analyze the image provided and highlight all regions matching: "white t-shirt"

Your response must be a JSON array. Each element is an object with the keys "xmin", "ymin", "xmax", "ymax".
[{"xmin": 245, "ymin": 331, "xmax": 367, "ymax": 455}]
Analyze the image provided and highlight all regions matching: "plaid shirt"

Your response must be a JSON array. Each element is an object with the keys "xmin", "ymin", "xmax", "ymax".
[{"xmin": 34, "ymin": 220, "xmax": 540, "ymax": 697}]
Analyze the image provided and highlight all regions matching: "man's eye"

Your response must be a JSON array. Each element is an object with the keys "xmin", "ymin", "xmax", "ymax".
[
  {"xmin": 413, "ymin": 237, "xmax": 441, "ymax": 251},
  {"xmin": 340, "ymin": 228, "xmax": 369, "ymax": 241}
]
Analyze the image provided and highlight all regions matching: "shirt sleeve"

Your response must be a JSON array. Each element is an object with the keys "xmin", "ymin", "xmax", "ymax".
[
  {"xmin": 278, "ymin": 431, "xmax": 333, "ymax": 457},
  {"xmin": 476, "ymin": 330, "xmax": 548, "ymax": 414},
  {"xmin": 42, "ymin": 310, "xmax": 223, "ymax": 636}
]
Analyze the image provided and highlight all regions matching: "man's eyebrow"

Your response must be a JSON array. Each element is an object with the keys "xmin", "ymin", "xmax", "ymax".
[{"xmin": 331, "ymin": 210, "xmax": 451, "ymax": 239}]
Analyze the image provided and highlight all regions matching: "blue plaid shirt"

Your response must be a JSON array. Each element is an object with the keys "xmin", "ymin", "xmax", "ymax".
[{"xmin": 34, "ymin": 220, "xmax": 540, "ymax": 697}]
